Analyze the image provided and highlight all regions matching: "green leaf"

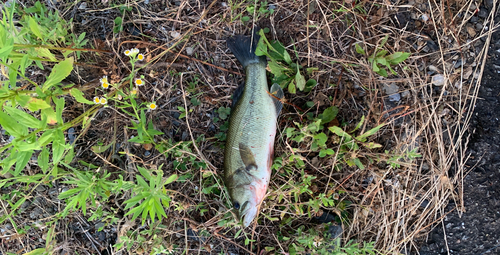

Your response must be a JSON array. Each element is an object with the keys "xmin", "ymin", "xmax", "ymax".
[
  {"xmin": 355, "ymin": 123, "xmax": 384, "ymax": 142},
  {"xmin": 91, "ymin": 143, "xmax": 112, "ymax": 153},
  {"xmin": 387, "ymin": 52, "xmax": 411, "ymax": 65},
  {"xmin": 351, "ymin": 116, "xmax": 365, "ymax": 133},
  {"xmin": 329, "ymin": 126, "xmax": 352, "ymax": 140},
  {"xmin": 295, "ymin": 71, "xmax": 306, "ymax": 91},
  {"xmin": 0, "ymin": 44, "xmax": 13, "ymax": 59},
  {"xmin": 43, "ymin": 57, "xmax": 74, "ymax": 92},
  {"xmin": 320, "ymin": 106, "xmax": 338, "ymax": 124},
  {"xmin": 26, "ymin": 97, "xmax": 51, "ymax": 111},
  {"xmin": 14, "ymin": 150, "xmax": 34, "ymax": 176},
  {"xmin": 35, "ymin": 47, "xmax": 56, "ymax": 61},
  {"xmin": 3, "ymin": 106, "xmax": 42, "ymax": 129},
  {"xmin": 355, "ymin": 43, "xmax": 365, "ymax": 55},
  {"xmin": 52, "ymin": 129, "xmax": 65, "ymax": 164},
  {"xmin": 70, "ymin": 88, "xmax": 94, "ymax": 104},
  {"xmin": 164, "ymin": 174, "xmax": 178, "ymax": 185},
  {"xmin": 54, "ymin": 96, "xmax": 65, "ymax": 124},
  {"xmin": 39, "ymin": 147, "xmax": 49, "ymax": 173},
  {"xmin": 304, "ymin": 79, "xmax": 317, "ymax": 92},
  {"xmin": 288, "ymin": 80, "xmax": 296, "ymax": 94},
  {"xmin": 0, "ymin": 111, "xmax": 26, "ymax": 137},
  {"xmin": 377, "ymin": 68, "xmax": 388, "ymax": 77},
  {"xmin": 353, "ymin": 157, "xmax": 365, "ymax": 170},
  {"xmin": 28, "ymin": 16, "xmax": 43, "ymax": 40}
]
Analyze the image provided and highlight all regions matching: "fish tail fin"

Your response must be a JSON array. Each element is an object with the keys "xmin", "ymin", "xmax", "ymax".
[{"xmin": 227, "ymin": 29, "xmax": 266, "ymax": 68}]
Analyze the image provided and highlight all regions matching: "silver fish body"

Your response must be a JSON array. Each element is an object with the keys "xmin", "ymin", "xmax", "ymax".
[{"xmin": 224, "ymin": 32, "xmax": 283, "ymax": 227}]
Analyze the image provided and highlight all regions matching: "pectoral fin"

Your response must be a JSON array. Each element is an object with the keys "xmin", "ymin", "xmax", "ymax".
[
  {"xmin": 239, "ymin": 143, "xmax": 258, "ymax": 172},
  {"xmin": 270, "ymin": 83, "xmax": 284, "ymax": 115}
]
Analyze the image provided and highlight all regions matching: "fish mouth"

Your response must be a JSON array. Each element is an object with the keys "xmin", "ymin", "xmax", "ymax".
[{"xmin": 239, "ymin": 201, "xmax": 258, "ymax": 227}]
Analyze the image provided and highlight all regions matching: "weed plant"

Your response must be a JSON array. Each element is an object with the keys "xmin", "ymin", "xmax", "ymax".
[{"xmin": 0, "ymin": 1, "xmax": 419, "ymax": 254}]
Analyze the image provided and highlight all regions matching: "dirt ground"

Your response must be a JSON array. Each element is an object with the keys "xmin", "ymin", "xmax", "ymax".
[
  {"xmin": 1, "ymin": 0, "xmax": 499, "ymax": 254},
  {"xmin": 419, "ymin": 24, "xmax": 500, "ymax": 255}
]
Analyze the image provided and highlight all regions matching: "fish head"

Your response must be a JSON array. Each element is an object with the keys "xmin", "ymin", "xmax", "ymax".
[{"xmin": 230, "ymin": 183, "xmax": 263, "ymax": 227}]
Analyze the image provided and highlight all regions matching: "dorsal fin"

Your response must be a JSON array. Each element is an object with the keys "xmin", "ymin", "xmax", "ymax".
[
  {"xmin": 239, "ymin": 143, "xmax": 258, "ymax": 172},
  {"xmin": 270, "ymin": 83, "xmax": 284, "ymax": 115}
]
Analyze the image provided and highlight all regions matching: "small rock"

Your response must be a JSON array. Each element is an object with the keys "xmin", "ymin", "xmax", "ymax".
[
  {"xmin": 466, "ymin": 25, "xmax": 476, "ymax": 37},
  {"xmin": 475, "ymin": 23, "xmax": 483, "ymax": 31},
  {"xmin": 382, "ymin": 83, "xmax": 400, "ymax": 102},
  {"xmin": 432, "ymin": 74, "xmax": 445, "ymax": 86},
  {"xmin": 170, "ymin": 31, "xmax": 181, "ymax": 39},
  {"xmin": 478, "ymin": 8, "xmax": 488, "ymax": 19},
  {"xmin": 185, "ymin": 47, "xmax": 194, "ymax": 56},
  {"xmin": 454, "ymin": 59, "xmax": 463, "ymax": 68},
  {"xmin": 485, "ymin": 0, "xmax": 494, "ymax": 10},
  {"xmin": 468, "ymin": 3, "xmax": 476, "ymax": 12},
  {"xmin": 421, "ymin": 13, "xmax": 429, "ymax": 22}
]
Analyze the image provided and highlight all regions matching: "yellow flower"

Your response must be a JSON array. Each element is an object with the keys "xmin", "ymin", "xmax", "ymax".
[
  {"xmin": 137, "ymin": 54, "xmax": 144, "ymax": 61},
  {"xmin": 101, "ymin": 82, "xmax": 110, "ymax": 89},
  {"xmin": 124, "ymin": 49, "xmax": 131, "ymax": 56},
  {"xmin": 135, "ymin": 78, "xmax": 144, "ymax": 86},
  {"xmin": 100, "ymin": 76, "xmax": 108, "ymax": 84},
  {"xmin": 131, "ymin": 88, "xmax": 138, "ymax": 95},
  {"xmin": 100, "ymin": 97, "xmax": 107, "ymax": 105},
  {"xmin": 93, "ymin": 96, "xmax": 100, "ymax": 104},
  {"xmin": 148, "ymin": 102, "xmax": 157, "ymax": 110}
]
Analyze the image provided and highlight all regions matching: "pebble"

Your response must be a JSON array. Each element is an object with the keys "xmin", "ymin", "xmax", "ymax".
[
  {"xmin": 186, "ymin": 47, "xmax": 194, "ymax": 56},
  {"xmin": 432, "ymin": 74, "xmax": 445, "ymax": 86},
  {"xmin": 382, "ymin": 83, "xmax": 401, "ymax": 102},
  {"xmin": 466, "ymin": 25, "xmax": 476, "ymax": 37},
  {"xmin": 478, "ymin": 8, "xmax": 488, "ymax": 19},
  {"xmin": 475, "ymin": 23, "xmax": 483, "ymax": 31},
  {"xmin": 468, "ymin": 3, "xmax": 476, "ymax": 12}
]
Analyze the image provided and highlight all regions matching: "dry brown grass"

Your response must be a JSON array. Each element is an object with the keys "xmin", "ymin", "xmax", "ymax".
[{"xmin": 1, "ymin": 0, "xmax": 496, "ymax": 254}]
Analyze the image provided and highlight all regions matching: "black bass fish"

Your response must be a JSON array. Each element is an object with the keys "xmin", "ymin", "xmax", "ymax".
[{"xmin": 224, "ymin": 30, "xmax": 283, "ymax": 227}]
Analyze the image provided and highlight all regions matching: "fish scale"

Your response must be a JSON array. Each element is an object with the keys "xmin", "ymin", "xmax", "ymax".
[{"xmin": 224, "ymin": 30, "xmax": 283, "ymax": 227}]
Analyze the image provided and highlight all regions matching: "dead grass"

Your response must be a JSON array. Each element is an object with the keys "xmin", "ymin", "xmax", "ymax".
[{"xmin": 1, "ymin": 0, "xmax": 495, "ymax": 254}]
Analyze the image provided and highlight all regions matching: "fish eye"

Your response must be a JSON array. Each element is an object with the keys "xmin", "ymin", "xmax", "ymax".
[{"xmin": 233, "ymin": 202, "xmax": 240, "ymax": 209}]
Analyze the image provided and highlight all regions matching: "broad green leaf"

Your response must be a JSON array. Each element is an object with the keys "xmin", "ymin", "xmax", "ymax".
[
  {"xmin": 387, "ymin": 52, "xmax": 410, "ymax": 65},
  {"xmin": 295, "ymin": 71, "xmax": 306, "ymax": 91},
  {"xmin": 164, "ymin": 174, "xmax": 178, "ymax": 185},
  {"xmin": 0, "ymin": 111, "xmax": 26, "ymax": 137},
  {"xmin": 304, "ymin": 79, "xmax": 317, "ymax": 92},
  {"xmin": 38, "ymin": 129, "xmax": 54, "ymax": 146},
  {"xmin": 43, "ymin": 57, "xmax": 74, "ymax": 92},
  {"xmin": 288, "ymin": 80, "xmax": 296, "ymax": 94},
  {"xmin": 14, "ymin": 149, "xmax": 33, "ymax": 176},
  {"xmin": 329, "ymin": 126, "xmax": 352, "ymax": 140},
  {"xmin": 377, "ymin": 68, "xmax": 388, "ymax": 77},
  {"xmin": 26, "ymin": 97, "xmax": 51, "ymax": 111},
  {"xmin": 41, "ymin": 107, "xmax": 58, "ymax": 125},
  {"xmin": 0, "ymin": 44, "xmax": 13, "ymax": 59},
  {"xmin": 35, "ymin": 47, "xmax": 57, "ymax": 61},
  {"xmin": 138, "ymin": 166, "xmax": 152, "ymax": 181},
  {"xmin": 28, "ymin": 16, "xmax": 43, "ymax": 40},
  {"xmin": 12, "ymin": 140, "xmax": 41, "ymax": 151},
  {"xmin": 39, "ymin": 147, "xmax": 49, "ymax": 173},
  {"xmin": 15, "ymin": 95, "xmax": 31, "ymax": 108},
  {"xmin": 3, "ymin": 106, "xmax": 42, "ymax": 129},
  {"xmin": 54, "ymin": 96, "xmax": 65, "ymax": 124},
  {"xmin": 353, "ymin": 157, "xmax": 365, "ymax": 170},
  {"xmin": 355, "ymin": 43, "xmax": 365, "ymax": 55},
  {"xmin": 283, "ymin": 50, "xmax": 292, "ymax": 65},
  {"xmin": 320, "ymin": 106, "xmax": 339, "ymax": 124},
  {"xmin": 70, "ymin": 88, "xmax": 94, "ymax": 104},
  {"xmin": 52, "ymin": 129, "xmax": 65, "ymax": 164}
]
